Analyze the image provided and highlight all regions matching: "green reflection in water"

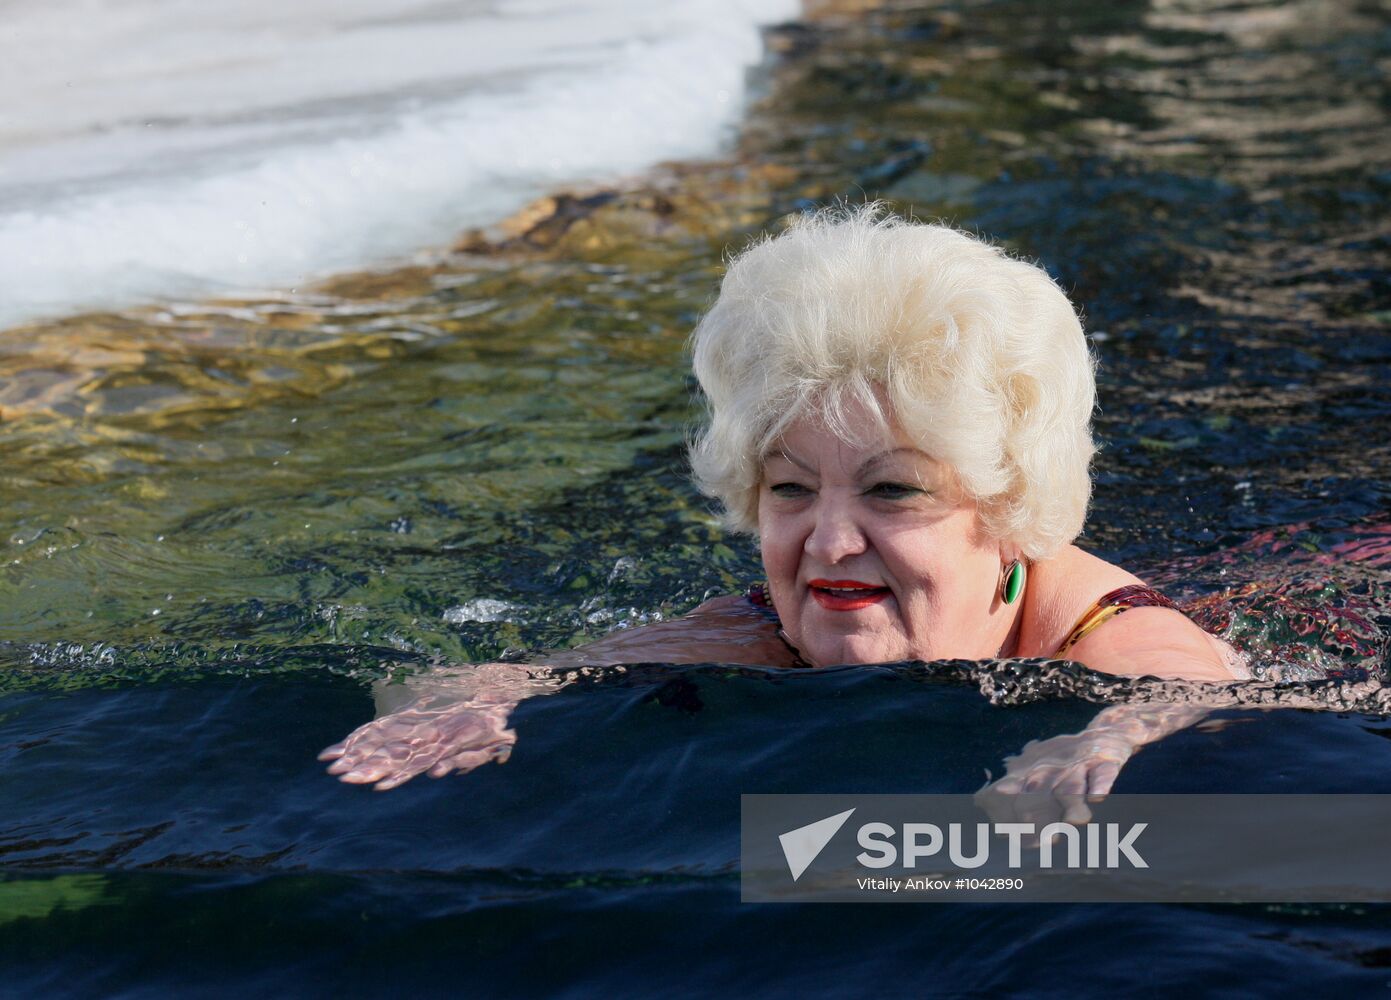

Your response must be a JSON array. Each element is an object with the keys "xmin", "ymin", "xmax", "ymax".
[{"xmin": 0, "ymin": 874, "xmax": 113, "ymax": 927}]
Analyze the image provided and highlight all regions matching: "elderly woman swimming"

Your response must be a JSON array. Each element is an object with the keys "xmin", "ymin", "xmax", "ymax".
[
  {"xmin": 687, "ymin": 208, "xmax": 1242, "ymax": 679},
  {"xmin": 320, "ymin": 207, "xmax": 1245, "ymax": 790}
]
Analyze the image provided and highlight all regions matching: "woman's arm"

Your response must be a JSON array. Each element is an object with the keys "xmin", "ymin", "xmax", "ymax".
[
  {"xmin": 974, "ymin": 702, "xmax": 1214, "ymax": 826},
  {"xmin": 319, "ymin": 663, "xmax": 565, "ymax": 790},
  {"xmin": 978, "ymin": 606, "xmax": 1247, "ymax": 820},
  {"xmin": 320, "ymin": 594, "xmax": 785, "ymax": 789},
  {"xmin": 539, "ymin": 594, "xmax": 794, "ymax": 667}
]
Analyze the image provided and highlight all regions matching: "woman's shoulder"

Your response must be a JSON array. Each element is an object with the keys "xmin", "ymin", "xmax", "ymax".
[
  {"xmin": 1025, "ymin": 546, "xmax": 1144, "ymax": 648},
  {"xmin": 1025, "ymin": 547, "xmax": 1243, "ymax": 681}
]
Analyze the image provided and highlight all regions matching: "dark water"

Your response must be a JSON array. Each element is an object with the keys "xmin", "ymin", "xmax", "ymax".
[{"xmin": 3, "ymin": 0, "xmax": 1391, "ymax": 995}]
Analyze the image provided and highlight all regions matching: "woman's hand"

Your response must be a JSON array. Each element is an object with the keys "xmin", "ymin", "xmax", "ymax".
[
  {"xmin": 974, "ymin": 728, "xmax": 1135, "ymax": 828},
  {"xmin": 319, "ymin": 662, "xmax": 568, "ymax": 791},
  {"xmin": 974, "ymin": 704, "xmax": 1211, "ymax": 827},
  {"xmin": 319, "ymin": 698, "xmax": 518, "ymax": 791}
]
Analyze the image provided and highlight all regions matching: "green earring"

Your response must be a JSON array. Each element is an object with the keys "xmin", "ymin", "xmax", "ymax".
[{"xmin": 1000, "ymin": 559, "xmax": 1025, "ymax": 605}]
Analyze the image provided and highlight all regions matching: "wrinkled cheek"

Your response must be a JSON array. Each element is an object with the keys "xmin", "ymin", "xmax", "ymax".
[
  {"xmin": 758, "ymin": 540, "xmax": 799, "ymax": 626},
  {"xmin": 887, "ymin": 598, "xmax": 934, "ymax": 658}
]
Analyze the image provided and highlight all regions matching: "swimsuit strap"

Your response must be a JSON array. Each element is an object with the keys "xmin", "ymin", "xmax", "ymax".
[{"xmin": 1053, "ymin": 584, "xmax": 1180, "ymax": 658}]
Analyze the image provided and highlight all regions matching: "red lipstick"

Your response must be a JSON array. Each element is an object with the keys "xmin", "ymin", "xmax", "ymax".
[{"xmin": 808, "ymin": 578, "xmax": 891, "ymax": 611}]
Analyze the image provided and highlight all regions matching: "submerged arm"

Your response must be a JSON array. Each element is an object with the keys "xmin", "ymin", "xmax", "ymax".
[
  {"xmin": 533, "ymin": 594, "xmax": 795, "ymax": 668},
  {"xmin": 319, "ymin": 663, "xmax": 566, "ymax": 790},
  {"xmin": 977, "ymin": 599, "xmax": 1253, "ymax": 821},
  {"xmin": 321, "ymin": 594, "xmax": 786, "ymax": 789},
  {"xmin": 976, "ymin": 701, "xmax": 1214, "ymax": 825}
]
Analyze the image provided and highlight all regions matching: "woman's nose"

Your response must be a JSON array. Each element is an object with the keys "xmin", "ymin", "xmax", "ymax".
[{"xmin": 803, "ymin": 499, "xmax": 868, "ymax": 564}]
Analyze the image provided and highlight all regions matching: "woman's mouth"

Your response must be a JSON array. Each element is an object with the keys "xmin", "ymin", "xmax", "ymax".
[{"xmin": 808, "ymin": 578, "xmax": 891, "ymax": 611}]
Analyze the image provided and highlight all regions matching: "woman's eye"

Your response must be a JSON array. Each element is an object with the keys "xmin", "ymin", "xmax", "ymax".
[
  {"xmin": 868, "ymin": 482, "xmax": 922, "ymax": 500},
  {"xmin": 769, "ymin": 482, "xmax": 811, "ymax": 497}
]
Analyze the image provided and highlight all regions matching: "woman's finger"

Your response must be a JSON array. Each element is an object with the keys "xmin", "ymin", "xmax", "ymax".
[
  {"xmin": 325, "ymin": 756, "xmax": 359, "ymax": 775},
  {"xmin": 344, "ymin": 744, "xmax": 439, "ymax": 786},
  {"xmin": 1021, "ymin": 764, "xmax": 1061, "ymax": 794},
  {"xmin": 1086, "ymin": 760, "xmax": 1124, "ymax": 800}
]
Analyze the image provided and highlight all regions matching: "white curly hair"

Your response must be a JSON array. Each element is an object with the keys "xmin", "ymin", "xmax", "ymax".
[{"xmin": 688, "ymin": 205, "xmax": 1097, "ymax": 560}]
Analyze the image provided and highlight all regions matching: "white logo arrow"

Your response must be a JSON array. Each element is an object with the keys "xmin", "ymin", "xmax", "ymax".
[{"xmin": 779, "ymin": 808, "xmax": 856, "ymax": 881}]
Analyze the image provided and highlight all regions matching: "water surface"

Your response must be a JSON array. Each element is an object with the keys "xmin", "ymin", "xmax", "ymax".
[{"xmin": 3, "ymin": 0, "xmax": 1390, "ymax": 994}]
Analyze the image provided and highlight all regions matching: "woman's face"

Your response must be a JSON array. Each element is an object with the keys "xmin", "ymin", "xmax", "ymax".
[{"xmin": 757, "ymin": 399, "xmax": 1014, "ymax": 666}]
